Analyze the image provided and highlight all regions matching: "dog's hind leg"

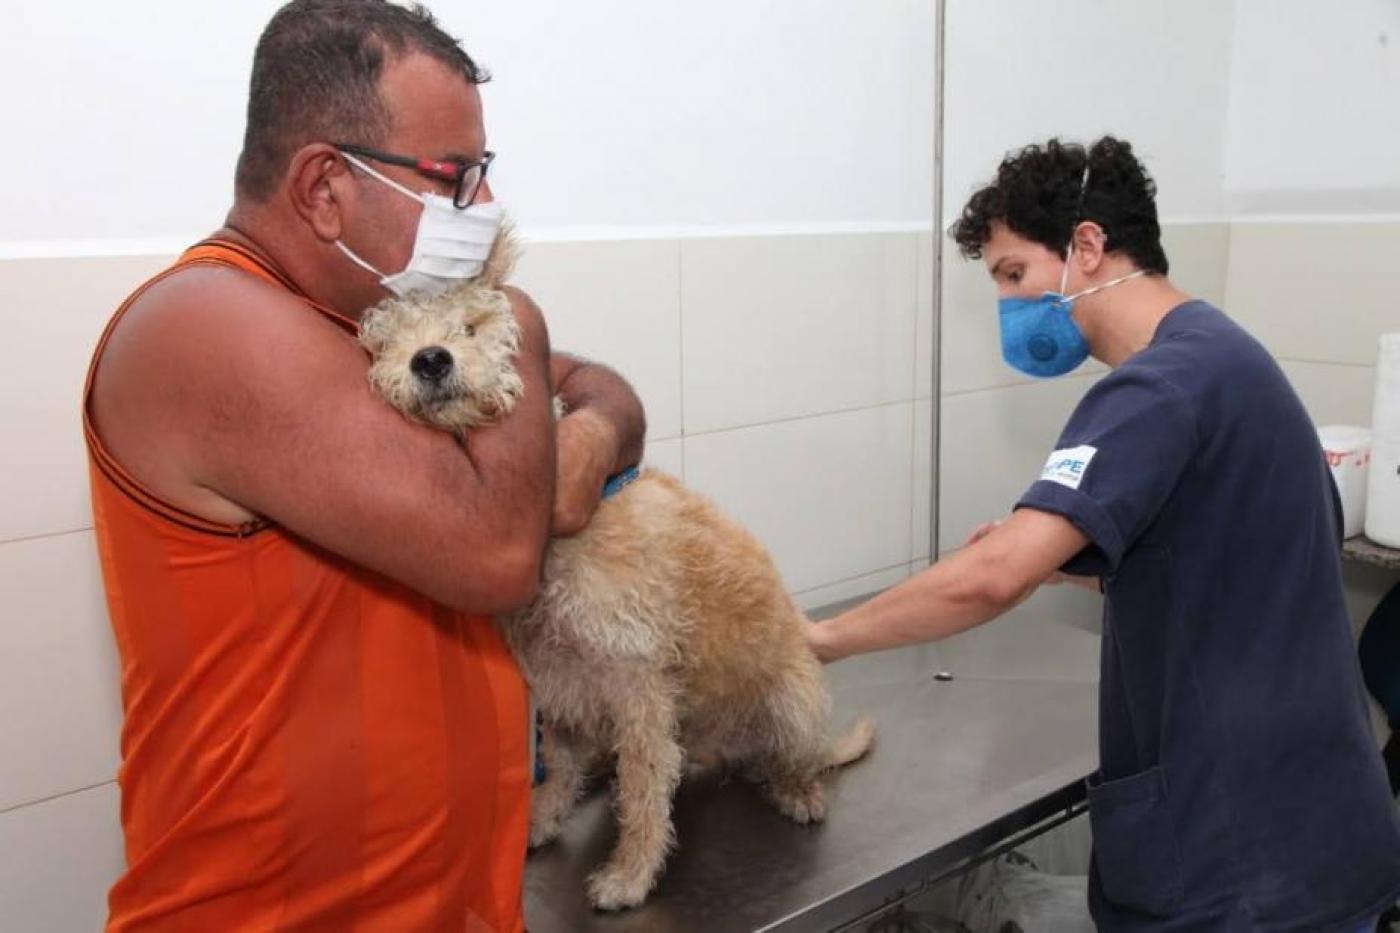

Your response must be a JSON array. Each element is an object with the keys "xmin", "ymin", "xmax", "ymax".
[
  {"xmin": 529, "ymin": 726, "xmax": 590, "ymax": 849},
  {"xmin": 586, "ymin": 687, "xmax": 683, "ymax": 911},
  {"xmin": 750, "ymin": 657, "xmax": 836, "ymax": 824}
]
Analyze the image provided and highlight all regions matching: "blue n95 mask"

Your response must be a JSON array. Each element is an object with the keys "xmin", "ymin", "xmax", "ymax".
[{"xmin": 997, "ymin": 251, "xmax": 1146, "ymax": 379}]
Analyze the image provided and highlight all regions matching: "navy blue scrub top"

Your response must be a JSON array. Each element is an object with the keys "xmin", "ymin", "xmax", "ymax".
[{"xmin": 1016, "ymin": 301, "xmax": 1400, "ymax": 931}]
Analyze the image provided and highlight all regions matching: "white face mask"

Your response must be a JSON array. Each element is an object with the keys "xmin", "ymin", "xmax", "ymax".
[{"xmin": 336, "ymin": 151, "xmax": 503, "ymax": 299}]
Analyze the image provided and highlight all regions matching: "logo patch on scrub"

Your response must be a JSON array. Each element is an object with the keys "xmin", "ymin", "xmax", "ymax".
[{"xmin": 1040, "ymin": 445, "xmax": 1097, "ymax": 490}]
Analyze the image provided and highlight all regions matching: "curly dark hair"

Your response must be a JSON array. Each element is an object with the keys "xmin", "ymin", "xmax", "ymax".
[
  {"xmin": 234, "ymin": 0, "xmax": 489, "ymax": 202},
  {"xmin": 950, "ymin": 136, "xmax": 1168, "ymax": 275}
]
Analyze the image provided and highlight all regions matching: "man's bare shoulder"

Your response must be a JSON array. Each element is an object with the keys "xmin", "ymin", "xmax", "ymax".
[
  {"xmin": 91, "ymin": 262, "xmax": 366, "ymax": 524},
  {"xmin": 108, "ymin": 263, "xmax": 354, "ymax": 356}
]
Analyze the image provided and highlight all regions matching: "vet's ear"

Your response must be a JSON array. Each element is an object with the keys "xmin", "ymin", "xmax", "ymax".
[{"xmin": 477, "ymin": 217, "xmax": 520, "ymax": 290}]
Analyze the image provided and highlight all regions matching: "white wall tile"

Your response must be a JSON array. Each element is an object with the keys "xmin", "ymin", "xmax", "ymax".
[
  {"xmin": 0, "ymin": 782, "xmax": 123, "ymax": 932},
  {"xmin": 912, "ymin": 398, "xmax": 934, "ymax": 560},
  {"xmin": 684, "ymin": 404, "xmax": 914, "ymax": 594},
  {"xmin": 514, "ymin": 238, "xmax": 683, "ymax": 439},
  {"xmin": 1277, "ymin": 360, "xmax": 1377, "ymax": 430},
  {"xmin": 1160, "ymin": 222, "xmax": 1230, "ymax": 308},
  {"xmin": 792, "ymin": 563, "xmax": 911, "ymax": 613},
  {"xmin": 1, "ymin": 254, "xmax": 171, "ymax": 543},
  {"xmin": 0, "ymin": 531, "xmax": 122, "ymax": 810},
  {"xmin": 938, "ymin": 375, "xmax": 1100, "ymax": 553},
  {"xmin": 1225, "ymin": 221, "xmax": 1400, "ymax": 366},
  {"xmin": 915, "ymin": 230, "xmax": 936, "ymax": 400},
  {"xmin": 643, "ymin": 437, "xmax": 684, "ymax": 480},
  {"xmin": 681, "ymin": 233, "xmax": 917, "ymax": 434}
]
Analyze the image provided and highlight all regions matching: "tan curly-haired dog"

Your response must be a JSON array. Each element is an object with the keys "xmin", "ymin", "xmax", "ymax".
[{"xmin": 359, "ymin": 228, "xmax": 875, "ymax": 912}]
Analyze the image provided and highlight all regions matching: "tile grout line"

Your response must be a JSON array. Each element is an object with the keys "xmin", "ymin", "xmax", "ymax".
[
  {"xmin": 941, "ymin": 370, "xmax": 1104, "ymax": 400},
  {"xmin": 685, "ymin": 397, "xmax": 917, "ymax": 441},
  {"xmin": 0, "ymin": 525, "xmax": 94, "ymax": 548},
  {"xmin": 1275, "ymin": 357, "xmax": 1378, "ymax": 370},
  {"xmin": 791, "ymin": 561, "xmax": 911, "ymax": 600},
  {"xmin": 1, "ymin": 779, "xmax": 114, "ymax": 816}
]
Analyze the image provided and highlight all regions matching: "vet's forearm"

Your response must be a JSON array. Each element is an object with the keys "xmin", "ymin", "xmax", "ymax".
[
  {"xmin": 552, "ymin": 354, "xmax": 646, "ymax": 472},
  {"xmin": 815, "ymin": 549, "xmax": 1030, "ymax": 661}
]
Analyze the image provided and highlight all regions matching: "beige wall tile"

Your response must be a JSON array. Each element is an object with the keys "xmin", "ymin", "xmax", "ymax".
[
  {"xmin": 514, "ymin": 238, "xmax": 683, "ymax": 439},
  {"xmin": 0, "ymin": 531, "xmax": 122, "ymax": 810},
  {"xmin": 1225, "ymin": 221, "xmax": 1400, "ymax": 365},
  {"xmin": 681, "ymin": 233, "xmax": 918, "ymax": 434},
  {"xmin": 1277, "ymin": 360, "xmax": 1377, "ymax": 430},
  {"xmin": 684, "ymin": 403, "xmax": 914, "ymax": 594},
  {"xmin": 1160, "ymin": 222, "xmax": 1230, "ymax": 307},
  {"xmin": 938, "ymin": 374, "xmax": 1101, "ymax": 551},
  {"xmin": 793, "ymin": 563, "xmax": 911, "ymax": 613},
  {"xmin": 0, "ymin": 783, "xmax": 122, "ymax": 931},
  {"xmin": 1, "ymin": 254, "xmax": 171, "ymax": 543}
]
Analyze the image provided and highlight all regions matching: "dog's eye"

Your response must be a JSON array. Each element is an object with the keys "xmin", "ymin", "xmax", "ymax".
[{"xmin": 457, "ymin": 323, "xmax": 476, "ymax": 338}]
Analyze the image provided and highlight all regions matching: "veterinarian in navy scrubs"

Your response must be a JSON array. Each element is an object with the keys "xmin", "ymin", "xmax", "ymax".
[{"xmin": 808, "ymin": 136, "xmax": 1400, "ymax": 932}]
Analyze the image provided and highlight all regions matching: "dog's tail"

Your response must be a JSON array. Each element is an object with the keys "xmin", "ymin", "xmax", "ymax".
[{"xmin": 824, "ymin": 716, "xmax": 876, "ymax": 770}]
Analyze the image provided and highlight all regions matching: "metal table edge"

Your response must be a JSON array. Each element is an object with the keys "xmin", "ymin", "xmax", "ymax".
[{"xmin": 758, "ymin": 772, "xmax": 1092, "ymax": 932}]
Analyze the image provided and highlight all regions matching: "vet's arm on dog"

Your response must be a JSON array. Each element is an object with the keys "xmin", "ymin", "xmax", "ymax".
[
  {"xmin": 806, "ymin": 508, "xmax": 1089, "ymax": 662},
  {"xmin": 548, "ymin": 352, "xmax": 646, "ymax": 537},
  {"xmin": 98, "ymin": 269, "xmax": 557, "ymax": 614}
]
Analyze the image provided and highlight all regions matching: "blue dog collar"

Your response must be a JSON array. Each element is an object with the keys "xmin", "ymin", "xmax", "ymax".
[{"xmin": 601, "ymin": 466, "xmax": 641, "ymax": 500}]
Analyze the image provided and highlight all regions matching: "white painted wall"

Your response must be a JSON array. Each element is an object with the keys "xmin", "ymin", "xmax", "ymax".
[
  {"xmin": 942, "ymin": 0, "xmax": 1235, "ymax": 225},
  {"xmin": 1224, "ymin": 0, "xmax": 1400, "ymax": 215},
  {"xmin": 0, "ymin": 0, "xmax": 935, "ymax": 255}
]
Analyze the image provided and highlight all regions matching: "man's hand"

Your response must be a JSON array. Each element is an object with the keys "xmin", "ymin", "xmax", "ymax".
[
  {"xmin": 552, "ymin": 409, "xmax": 619, "ymax": 536},
  {"xmin": 547, "ymin": 350, "xmax": 647, "ymax": 537}
]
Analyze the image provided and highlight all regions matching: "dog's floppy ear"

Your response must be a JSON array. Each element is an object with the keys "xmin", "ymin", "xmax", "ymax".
[
  {"xmin": 358, "ymin": 301, "xmax": 397, "ymax": 356},
  {"xmin": 476, "ymin": 217, "xmax": 520, "ymax": 291}
]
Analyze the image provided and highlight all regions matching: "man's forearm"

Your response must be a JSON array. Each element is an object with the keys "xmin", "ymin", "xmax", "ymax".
[{"xmin": 552, "ymin": 353, "xmax": 646, "ymax": 471}]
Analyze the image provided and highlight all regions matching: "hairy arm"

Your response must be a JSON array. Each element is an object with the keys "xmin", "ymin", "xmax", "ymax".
[
  {"xmin": 807, "ymin": 508, "xmax": 1090, "ymax": 662},
  {"xmin": 546, "ymin": 346, "xmax": 647, "ymax": 536},
  {"xmin": 94, "ymin": 268, "xmax": 556, "ymax": 613}
]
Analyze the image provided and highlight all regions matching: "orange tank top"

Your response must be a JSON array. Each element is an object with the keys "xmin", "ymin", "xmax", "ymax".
[{"xmin": 83, "ymin": 238, "xmax": 530, "ymax": 932}]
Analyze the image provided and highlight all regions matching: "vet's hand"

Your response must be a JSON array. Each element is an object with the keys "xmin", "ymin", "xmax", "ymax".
[
  {"xmin": 805, "ymin": 618, "xmax": 842, "ymax": 664},
  {"xmin": 963, "ymin": 520, "xmax": 1001, "ymax": 547},
  {"xmin": 552, "ymin": 409, "xmax": 621, "ymax": 537}
]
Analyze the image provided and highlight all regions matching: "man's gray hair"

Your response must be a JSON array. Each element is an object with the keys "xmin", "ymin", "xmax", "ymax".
[{"xmin": 234, "ymin": 0, "xmax": 488, "ymax": 201}]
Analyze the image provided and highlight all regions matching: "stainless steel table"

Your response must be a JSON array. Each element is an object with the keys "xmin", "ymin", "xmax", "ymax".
[{"xmin": 523, "ymin": 612, "xmax": 1100, "ymax": 933}]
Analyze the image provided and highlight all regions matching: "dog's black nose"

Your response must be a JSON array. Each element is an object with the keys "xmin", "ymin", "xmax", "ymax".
[{"xmin": 410, "ymin": 346, "xmax": 454, "ymax": 382}]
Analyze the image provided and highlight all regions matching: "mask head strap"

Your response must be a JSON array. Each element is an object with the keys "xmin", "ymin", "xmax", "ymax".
[
  {"xmin": 341, "ymin": 151, "xmax": 425, "ymax": 204},
  {"xmin": 1058, "ymin": 162, "xmax": 1093, "ymax": 295}
]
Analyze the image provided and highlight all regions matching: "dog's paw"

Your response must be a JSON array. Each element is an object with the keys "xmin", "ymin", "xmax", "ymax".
[
  {"xmin": 528, "ymin": 796, "xmax": 573, "ymax": 849},
  {"xmin": 769, "ymin": 780, "xmax": 827, "ymax": 824},
  {"xmin": 528, "ymin": 816, "xmax": 564, "ymax": 850},
  {"xmin": 586, "ymin": 864, "xmax": 654, "ymax": 911}
]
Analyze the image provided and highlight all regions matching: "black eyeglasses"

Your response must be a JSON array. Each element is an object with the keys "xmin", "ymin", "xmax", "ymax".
[{"xmin": 335, "ymin": 144, "xmax": 495, "ymax": 208}]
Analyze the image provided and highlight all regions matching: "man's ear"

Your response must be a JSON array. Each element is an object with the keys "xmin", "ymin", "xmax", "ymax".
[
  {"xmin": 1071, "ymin": 220, "xmax": 1107, "ymax": 274},
  {"xmin": 286, "ymin": 143, "xmax": 349, "ymax": 243}
]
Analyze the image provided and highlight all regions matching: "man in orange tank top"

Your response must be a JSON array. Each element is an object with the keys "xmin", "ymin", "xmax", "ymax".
[{"xmin": 85, "ymin": 2, "xmax": 644, "ymax": 929}]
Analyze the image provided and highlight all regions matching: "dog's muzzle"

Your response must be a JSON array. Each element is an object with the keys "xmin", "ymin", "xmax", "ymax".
[{"xmin": 410, "ymin": 346, "xmax": 454, "ymax": 384}]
